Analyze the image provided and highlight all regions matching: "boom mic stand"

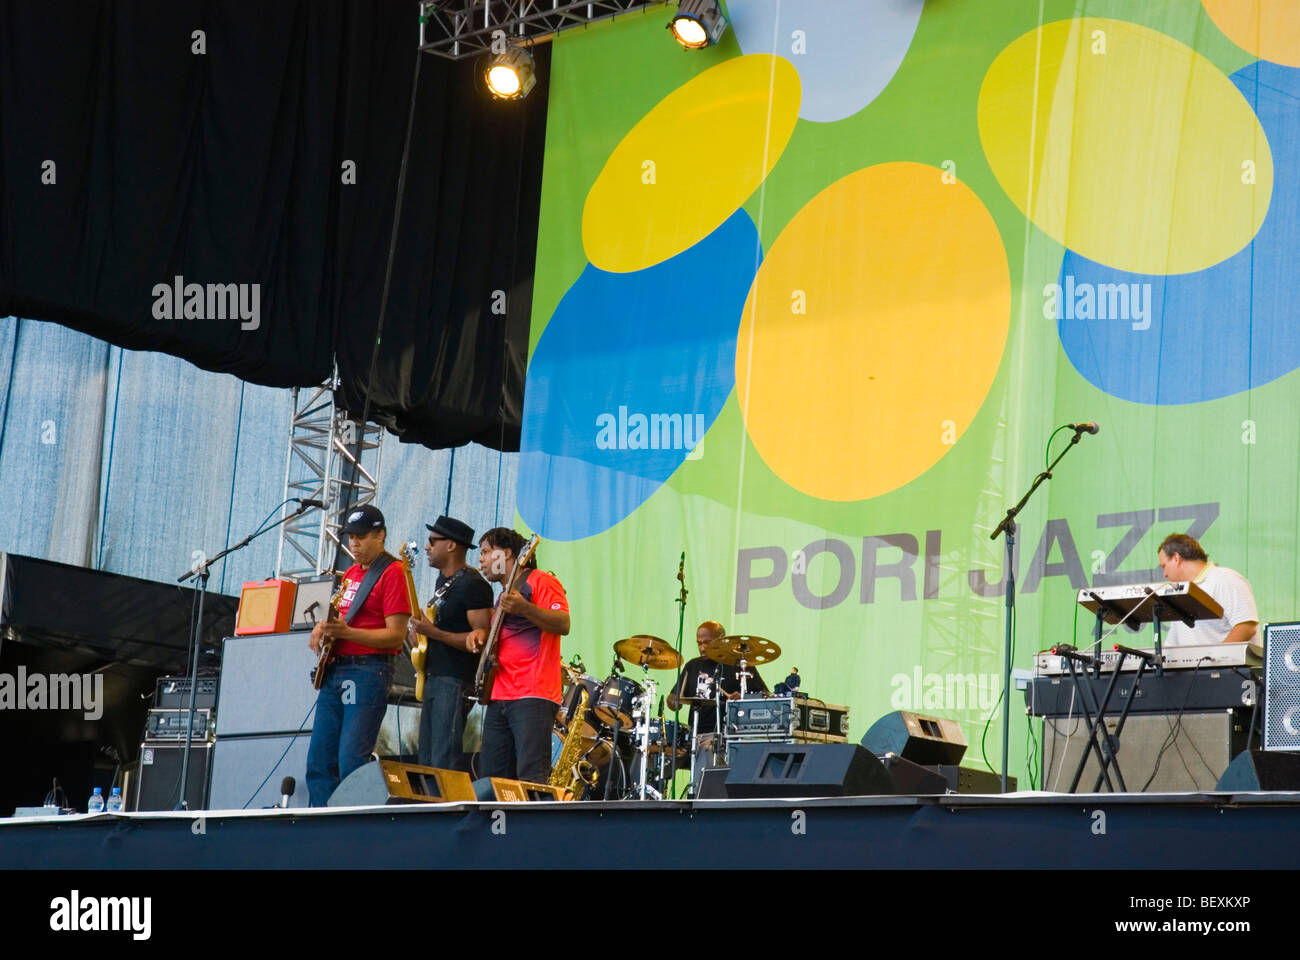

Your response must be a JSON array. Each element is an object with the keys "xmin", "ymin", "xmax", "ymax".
[
  {"xmin": 172, "ymin": 499, "xmax": 321, "ymax": 810},
  {"xmin": 989, "ymin": 424, "xmax": 1093, "ymax": 793},
  {"xmin": 668, "ymin": 551, "xmax": 688, "ymax": 798}
]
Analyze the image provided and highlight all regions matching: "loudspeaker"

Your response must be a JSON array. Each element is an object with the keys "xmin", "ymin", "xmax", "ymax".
[
  {"xmin": 924, "ymin": 764, "xmax": 1017, "ymax": 794},
  {"xmin": 469, "ymin": 777, "xmax": 568, "ymax": 802},
  {"xmin": 328, "ymin": 760, "xmax": 476, "ymax": 806},
  {"xmin": 862, "ymin": 711, "xmax": 967, "ymax": 765},
  {"xmin": 724, "ymin": 743, "xmax": 895, "ymax": 798},
  {"xmin": 132, "ymin": 742, "xmax": 211, "ymax": 811},
  {"xmin": 291, "ymin": 575, "xmax": 337, "ymax": 631},
  {"xmin": 878, "ymin": 754, "xmax": 949, "ymax": 794},
  {"xmin": 209, "ymin": 733, "xmax": 311, "ymax": 810},
  {"xmin": 696, "ymin": 766, "xmax": 729, "ymax": 799},
  {"xmin": 1215, "ymin": 749, "xmax": 1300, "ymax": 791},
  {"xmin": 1264, "ymin": 621, "xmax": 1300, "ymax": 751},
  {"xmin": 216, "ymin": 633, "xmax": 321, "ymax": 736},
  {"xmin": 1041, "ymin": 710, "xmax": 1245, "ymax": 792}
]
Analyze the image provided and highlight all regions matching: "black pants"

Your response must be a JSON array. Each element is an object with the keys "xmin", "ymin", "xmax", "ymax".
[{"xmin": 481, "ymin": 698, "xmax": 557, "ymax": 784}]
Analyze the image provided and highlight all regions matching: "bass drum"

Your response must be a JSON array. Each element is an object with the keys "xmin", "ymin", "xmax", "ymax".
[{"xmin": 550, "ymin": 730, "xmax": 614, "ymax": 796}]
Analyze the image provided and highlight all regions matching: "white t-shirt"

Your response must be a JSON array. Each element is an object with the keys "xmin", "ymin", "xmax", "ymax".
[{"xmin": 1163, "ymin": 563, "xmax": 1258, "ymax": 646}]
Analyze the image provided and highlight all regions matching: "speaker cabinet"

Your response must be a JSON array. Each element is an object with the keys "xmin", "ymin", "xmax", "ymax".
[
  {"xmin": 861, "ymin": 711, "xmax": 967, "ymax": 765},
  {"xmin": 132, "ymin": 742, "xmax": 211, "ymax": 811},
  {"xmin": 1264, "ymin": 622, "xmax": 1300, "ymax": 751},
  {"xmin": 328, "ymin": 760, "xmax": 476, "ymax": 806},
  {"xmin": 724, "ymin": 743, "xmax": 895, "ymax": 798},
  {"xmin": 1041, "ymin": 710, "xmax": 1245, "ymax": 792},
  {"xmin": 1216, "ymin": 749, "xmax": 1300, "ymax": 790},
  {"xmin": 468, "ymin": 777, "xmax": 569, "ymax": 802},
  {"xmin": 209, "ymin": 733, "xmax": 311, "ymax": 810},
  {"xmin": 216, "ymin": 633, "xmax": 321, "ymax": 736}
]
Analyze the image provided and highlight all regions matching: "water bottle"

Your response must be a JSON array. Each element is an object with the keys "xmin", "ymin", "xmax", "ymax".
[
  {"xmin": 87, "ymin": 786, "xmax": 104, "ymax": 813},
  {"xmin": 106, "ymin": 787, "xmax": 123, "ymax": 812}
]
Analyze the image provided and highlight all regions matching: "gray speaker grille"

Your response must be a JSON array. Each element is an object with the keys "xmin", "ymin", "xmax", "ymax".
[{"xmin": 1264, "ymin": 622, "xmax": 1300, "ymax": 751}]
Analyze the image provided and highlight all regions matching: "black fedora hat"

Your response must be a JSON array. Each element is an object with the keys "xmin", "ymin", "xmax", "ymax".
[{"xmin": 426, "ymin": 515, "xmax": 477, "ymax": 549}]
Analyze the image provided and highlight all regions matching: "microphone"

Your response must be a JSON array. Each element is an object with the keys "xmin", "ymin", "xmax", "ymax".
[
  {"xmin": 677, "ymin": 551, "xmax": 685, "ymax": 583},
  {"xmin": 280, "ymin": 776, "xmax": 296, "ymax": 808},
  {"xmin": 1069, "ymin": 422, "xmax": 1100, "ymax": 435},
  {"xmin": 295, "ymin": 498, "xmax": 327, "ymax": 509}
]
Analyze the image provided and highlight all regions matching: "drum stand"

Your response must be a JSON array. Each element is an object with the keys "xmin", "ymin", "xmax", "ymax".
[{"xmin": 633, "ymin": 671, "xmax": 659, "ymax": 800}]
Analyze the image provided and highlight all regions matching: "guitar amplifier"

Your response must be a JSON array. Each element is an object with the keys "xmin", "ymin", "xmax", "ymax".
[
  {"xmin": 144, "ymin": 708, "xmax": 213, "ymax": 742},
  {"xmin": 726, "ymin": 697, "xmax": 794, "ymax": 740},
  {"xmin": 793, "ymin": 698, "xmax": 849, "ymax": 743},
  {"xmin": 154, "ymin": 675, "xmax": 218, "ymax": 709},
  {"xmin": 235, "ymin": 579, "xmax": 297, "ymax": 635}
]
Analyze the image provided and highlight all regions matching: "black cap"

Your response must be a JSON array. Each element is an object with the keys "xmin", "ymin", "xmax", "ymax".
[
  {"xmin": 340, "ymin": 504, "xmax": 385, "ymax": 534},
  {"xmin": 426, "ymin": 515, "xmax": 477, "ymax": 549}
]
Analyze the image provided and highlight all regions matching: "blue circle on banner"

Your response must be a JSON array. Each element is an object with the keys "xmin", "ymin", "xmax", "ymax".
[
  {"xmin": 728, "ymin": 0, "xmax": 924, "ymax": 123},
  {"xmin": 517, "ymin": 209, "xmax": 761, "ymax": 541},
  {"xmin": 1057, "ymin": 62, "xmax": 1300, "ymax": 405}
]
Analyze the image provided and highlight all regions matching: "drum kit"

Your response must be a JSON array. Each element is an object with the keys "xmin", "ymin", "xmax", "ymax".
[{"xmin": 552, "ymin": 632, "xmax": 783, "ymax": 799}]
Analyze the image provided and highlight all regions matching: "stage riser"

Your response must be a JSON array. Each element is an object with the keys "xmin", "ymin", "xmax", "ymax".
[{"xmin": 3, "ymin": 798, "xmax": 1299, "ymax": 870}]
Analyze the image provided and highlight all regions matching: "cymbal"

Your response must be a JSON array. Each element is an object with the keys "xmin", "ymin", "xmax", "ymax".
[
  {"xmin": 613, "ymin": 634, "xmax": 682, "ymax": 670},
  {"xmin": 704, "ymin": 634, "xmax": 781, "ymax": 666}
]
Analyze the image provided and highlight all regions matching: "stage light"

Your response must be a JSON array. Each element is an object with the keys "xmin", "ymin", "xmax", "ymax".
[
  {"xmin": 484, "ymin": 45, "xmax": 537, "ymax": 100},
  {"xmin": 669, "ymin": 0, "xmax": 728, "ymax": 49}
]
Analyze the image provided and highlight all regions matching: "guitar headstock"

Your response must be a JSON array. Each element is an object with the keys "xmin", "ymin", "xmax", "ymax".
[{"xmin": 401, "ymin": 540, "xmax": 421, "ymax": 567}]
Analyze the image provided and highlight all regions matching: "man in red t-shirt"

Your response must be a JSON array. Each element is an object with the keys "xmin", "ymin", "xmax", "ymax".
[
  {"xmin": 472, "ymin": 527, "xmax": 569, "ymax": 784},
  {"xmin": 305, "ymin": 503, "xmax": 411, "ymax": 805}
]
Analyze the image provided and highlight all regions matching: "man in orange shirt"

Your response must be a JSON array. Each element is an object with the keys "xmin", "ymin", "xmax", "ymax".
[{"xmin": 473, "ymin": 527, "xmax": 569, "ymax": 784}]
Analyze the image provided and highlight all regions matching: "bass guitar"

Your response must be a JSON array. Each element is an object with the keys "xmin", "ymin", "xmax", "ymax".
[
  {"xmin": 399, "ymin": 542, "xmax": 430, "ymax": 701},
  {"xmin": 472, "ymin": 534, "xmax": 540, "ymax": 703}
]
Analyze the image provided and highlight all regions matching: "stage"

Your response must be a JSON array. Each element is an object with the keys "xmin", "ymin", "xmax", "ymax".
[{"xmin": 4, "ymin": 791, "xmax": 1300, "ymax": 870}]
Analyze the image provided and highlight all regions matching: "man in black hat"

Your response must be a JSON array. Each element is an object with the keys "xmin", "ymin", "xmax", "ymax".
[
  {"xmin": 409, "ymin": 515, "xmax": 495, "ymax": 771},
  {"xmin": 305, "ymin": 503, "xmax": 411, "ymax": 805}
]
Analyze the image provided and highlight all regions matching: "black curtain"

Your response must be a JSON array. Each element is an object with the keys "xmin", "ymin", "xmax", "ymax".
[{"xmin": 0, "ymin": 1, "xmax": 546, "ymax": 450}]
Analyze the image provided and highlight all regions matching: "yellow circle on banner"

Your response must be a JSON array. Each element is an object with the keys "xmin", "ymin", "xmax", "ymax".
[
  {"xmin": 735, "ymin": 162, "xmax": 1010, "ymax": 502},
  {"xmin": 582, "ymin": 54, "xmax": 800, "ymax": 273},
  {"xmin": 1203, "ymin": 1, "xmax": 1300, "ymax": 67},
  {"xmin": 978, "ymin": 17, "xmax": 1272, "ymax": 274}
]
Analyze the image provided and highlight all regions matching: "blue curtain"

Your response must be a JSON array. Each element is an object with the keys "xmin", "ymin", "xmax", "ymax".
[{"xmin": 0, "ymin": 315, "xmax": 518, "ymax": 597}]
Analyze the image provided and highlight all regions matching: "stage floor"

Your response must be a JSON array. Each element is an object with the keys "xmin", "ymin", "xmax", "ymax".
[{"xmin": 3, "ymin": 791, "xmax": 1300, "ymax": 869}]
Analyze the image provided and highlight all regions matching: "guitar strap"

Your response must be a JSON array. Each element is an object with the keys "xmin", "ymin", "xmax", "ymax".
[{"xmin": 343, "ymin": 552, "xmax": 397, "ymax": 625}]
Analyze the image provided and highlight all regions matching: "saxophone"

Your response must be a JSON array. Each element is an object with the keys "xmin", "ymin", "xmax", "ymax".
[{"xmin": 549, "ymin": 686, "xmax": 598, "ymax": 799}]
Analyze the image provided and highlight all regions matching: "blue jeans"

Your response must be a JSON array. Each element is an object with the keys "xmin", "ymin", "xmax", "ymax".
[
  {"xmin": 480, "ymin": 698, "xmax": 558, "ymax": 784},
  {"xmin": 306, "ymin": 657, "xmax": 393, "ymax": 805},
  {"xmin": 418, "ymin": 674, "xmax": 472, "ymax": 772}
]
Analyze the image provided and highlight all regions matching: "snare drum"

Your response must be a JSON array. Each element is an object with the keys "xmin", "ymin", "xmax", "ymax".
[{"xmin": 593, "ymin": 674, "xmax": 642, "ymax": 728}]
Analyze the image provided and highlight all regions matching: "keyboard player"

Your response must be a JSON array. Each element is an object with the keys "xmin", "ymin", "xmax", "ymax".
[{"xmin": 1157, "ymin": 534, "xmax": 1258, "ymax": 647}]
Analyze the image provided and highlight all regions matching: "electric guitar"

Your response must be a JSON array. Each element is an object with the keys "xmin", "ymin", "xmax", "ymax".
[
  {"xmin": 309, "ymin": 583, "xmax": 346, "ymax": 688},
  {"xmin": 400, "ymin": 542, "xmax": 431, "ymax": 701},
  {"xmin": 472, "ymin": 534, "xmax": 540, "ymax": 704}
]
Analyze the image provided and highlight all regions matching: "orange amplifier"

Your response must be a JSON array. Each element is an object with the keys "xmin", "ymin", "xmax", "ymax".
[{"xmin": 234, "ymin": 579, "xmax": 297, "ymax": 635}]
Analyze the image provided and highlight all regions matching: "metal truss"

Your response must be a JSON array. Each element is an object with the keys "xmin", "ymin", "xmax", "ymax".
[
  {"xmin": 419, "ymin": 0, "xmax": 667, "ymax": 59},
  {"xmin": 276, "ymin": 378, "xmax": 385, "ymax": 579}
]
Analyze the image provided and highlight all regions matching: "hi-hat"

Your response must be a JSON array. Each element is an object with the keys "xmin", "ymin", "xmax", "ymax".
[
  {"xmin": 614, "ymin": 634, "xmax": 682, "ymax": 670},
  {"xmin": 703, "ymin": 634, "xmax": 781, "ymax": 666}
]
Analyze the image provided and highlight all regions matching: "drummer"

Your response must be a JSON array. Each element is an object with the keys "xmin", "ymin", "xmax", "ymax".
[{"xmin": 667, "ymin": 620, "xmax": 769, "ymax": 755}]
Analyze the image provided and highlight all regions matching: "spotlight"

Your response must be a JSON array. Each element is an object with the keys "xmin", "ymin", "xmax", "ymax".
[
  {"xmin": 669, "ymin": 0, "xmax": 728, "ymax": 49},
  {"xmin": 484, "ymin": 45, "xmax": 537, "ymax": 100}
]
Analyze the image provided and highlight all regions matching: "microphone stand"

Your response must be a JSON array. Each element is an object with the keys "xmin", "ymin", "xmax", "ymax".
[
  {"xmin": 669, "ymin": 552, "xmax": 688, "ymax": 798},
  {"xmin": 172, "ymin": 500, "xmax": 319, "ymax": 810},
  {"xmin": 989, "ymin": 425, "xmax": 1090, "ymax": 793}
]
